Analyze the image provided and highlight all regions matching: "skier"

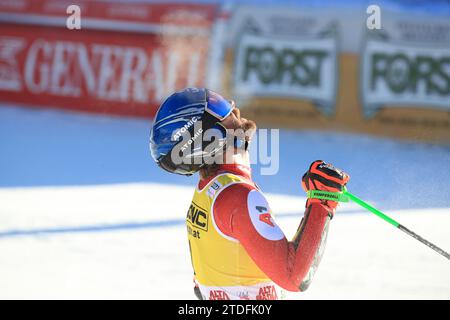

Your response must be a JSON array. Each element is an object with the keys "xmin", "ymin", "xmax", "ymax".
[{"xmin": 150, "ymin": 88, "xmax": 350, "ymax": 300}]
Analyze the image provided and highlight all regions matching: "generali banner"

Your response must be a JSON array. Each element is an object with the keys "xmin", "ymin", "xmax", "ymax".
[{"xmin": 0, "ymin": 0, "xmax": 217, "ymax": 117}]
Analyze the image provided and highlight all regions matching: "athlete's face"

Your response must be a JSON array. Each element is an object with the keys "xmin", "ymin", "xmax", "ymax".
[{"xmin": 220, "ymin": 101, "xmax": 257, "ymax": 138}]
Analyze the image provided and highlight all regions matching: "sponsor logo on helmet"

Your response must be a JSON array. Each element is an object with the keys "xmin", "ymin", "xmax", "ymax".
[
  {"xmin": 180, "ymin": 127, "xmax": 204, "ymax": 153},
  {"xmin": 172, "ymin": 116, "xmax": 199, "ymax": 141}
]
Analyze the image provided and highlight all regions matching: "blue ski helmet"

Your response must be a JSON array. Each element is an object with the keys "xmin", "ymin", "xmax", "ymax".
[{"xmin": 150, "ymin": 88, "xmax": 236, "ymax": 176}]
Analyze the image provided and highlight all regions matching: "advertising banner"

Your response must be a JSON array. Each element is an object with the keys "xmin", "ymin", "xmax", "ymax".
[
  {"xmin": 234, "ymin": 34, "xmax": 337, "ymax": 116},
  {"xmin": 0, "ymin": 0, "xmax": 217, "ymax": 117},
  {"xmin": 362, "ymin": 38, "xmax": 450, "ymax": 117},
  {"xmin": 0, "ymin": 1, "xmax": 449, "ymax": 144},
  {"xmin": 222, "ymin": 4, "xmax": 450, "ymax": 144}
]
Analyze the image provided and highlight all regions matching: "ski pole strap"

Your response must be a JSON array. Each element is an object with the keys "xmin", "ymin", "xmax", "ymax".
[{"xmin": 307, "ymin": 190, "xmax": 349, "ymax": 202}]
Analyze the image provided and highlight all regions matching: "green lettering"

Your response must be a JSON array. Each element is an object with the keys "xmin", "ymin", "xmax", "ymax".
[
  {"xmin": 258, "ymin": 47, "xmax": 278, "ymax": 84},
  {"xmin": 242, "ymin": 46, "xmax": 260, "ymax": 81},
  {"xmin": 386, "ymin": 53, "xmax": 410, "ymax": 93},
  {"xmin": 371, "ymin": 53, "xmax": 388, "ymax": 91}
]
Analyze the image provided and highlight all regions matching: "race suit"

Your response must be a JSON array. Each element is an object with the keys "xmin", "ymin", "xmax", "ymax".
[{"xmin": 186, "ymin": 164, "xmax": 333, "ymax": 300}]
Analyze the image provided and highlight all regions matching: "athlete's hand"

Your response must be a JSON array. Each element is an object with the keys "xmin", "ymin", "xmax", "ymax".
[{"xmin": 301, "ymin": 160, "xmax": 350, "ymax": 212}]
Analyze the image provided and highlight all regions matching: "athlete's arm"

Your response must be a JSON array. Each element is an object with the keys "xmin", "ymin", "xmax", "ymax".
[{"xmin": 213, "ymin": 161, "xmax": 349, "ymax": 292}]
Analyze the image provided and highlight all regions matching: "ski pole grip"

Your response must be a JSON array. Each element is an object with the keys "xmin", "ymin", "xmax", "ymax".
[{"xmin": 307, "ymin": 190, "xmax": 349, "ymax": 202}]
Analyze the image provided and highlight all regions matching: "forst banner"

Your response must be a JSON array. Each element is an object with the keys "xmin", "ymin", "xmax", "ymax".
[
  {"xmin": 0, "ymin": 1, "xmax": 448, "ymax": 144},
  {"xmin": 0, "ymin": 0, "xmax": 216, "ymax": 117},
  {"xmin": 222, "ymin": 4, "xmax": 450, "ymax": 144}
]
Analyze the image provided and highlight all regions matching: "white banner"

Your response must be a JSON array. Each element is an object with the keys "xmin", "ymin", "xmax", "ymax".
[
  {"xmin": 362, "ymin": 39, "xmax": 450, "ymax": 117},
  {"xmin": 234, "ymin": 34, "xmax": 338, "ymax": 115}
]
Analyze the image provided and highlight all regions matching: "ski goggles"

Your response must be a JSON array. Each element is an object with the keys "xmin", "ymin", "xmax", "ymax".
[{"xmin": 205, "ymin": 89, "xmax": 235, "ymax": 121}]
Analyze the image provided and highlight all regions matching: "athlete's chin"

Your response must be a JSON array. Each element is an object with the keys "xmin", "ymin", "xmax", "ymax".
[
  {"xmin": 241, "ymin": 119, "xmax": 257, "ymax": 132},
  {"xmin": 240, "ymin": 119, "xmax": 257, "ymax": 141}
]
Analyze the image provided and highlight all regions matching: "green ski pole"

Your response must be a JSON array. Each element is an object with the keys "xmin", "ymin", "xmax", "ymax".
[{"xmin": 307, "ymin": 189, "xmax": 450, "ymax": 260}]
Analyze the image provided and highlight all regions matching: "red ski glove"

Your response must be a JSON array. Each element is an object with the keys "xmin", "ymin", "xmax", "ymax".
[{"xmin": 301, "ymin": 160, "xmax": 350, "ymax": 213}]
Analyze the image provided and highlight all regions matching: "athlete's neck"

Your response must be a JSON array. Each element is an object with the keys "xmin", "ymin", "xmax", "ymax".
[
  {"xmin": 220, "ymin": 149, "xmax": 251, "ymax": 177},
  {"xmin": 233, "ymin": 149, "xmax": 250, "ymax": 166},
  {"xmin": 198, "ymin": 151, "xmax": 252, "ymax": 189}
]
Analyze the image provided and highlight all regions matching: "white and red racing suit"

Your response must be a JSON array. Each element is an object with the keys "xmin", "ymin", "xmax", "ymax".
[{"xmin": 186, "ymin": 164, "xmax": 333, "ymax": 300}]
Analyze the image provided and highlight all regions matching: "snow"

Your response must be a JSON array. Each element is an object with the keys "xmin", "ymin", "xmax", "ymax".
[
  {"xmin": 1, "ymin": 105, "xmax": 450, "ymax": 209},
  {"xmin": 0, "ymin": 105, "xmax": 449, "ymax": 299}
]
